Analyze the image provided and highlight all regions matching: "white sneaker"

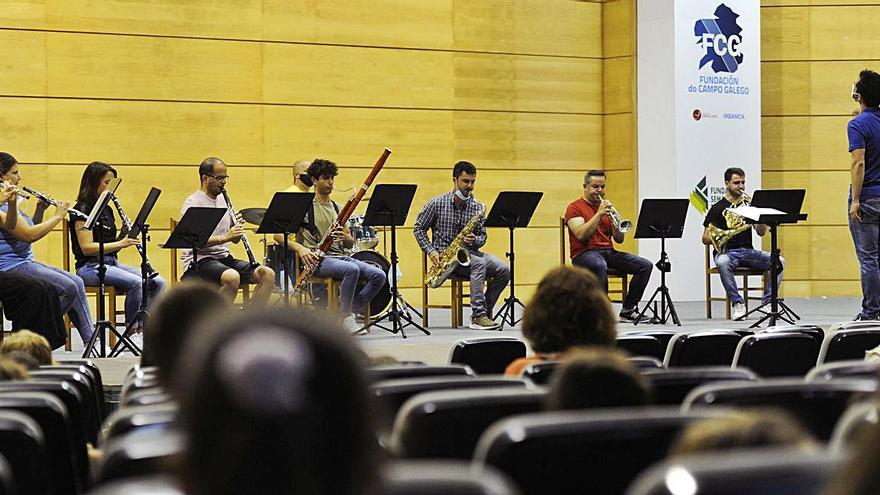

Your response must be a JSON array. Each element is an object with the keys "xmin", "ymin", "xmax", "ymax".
[
  {"xmin": 342, "ymin": 314, "xmax": 362, "ymax": 333},
  {"xmin": 732, "ymin": 303, "xmax": 746, "ymax": 320},
  {"xmin": 127, "ymin": 332, "xmax": 144, "ymax": 351}
]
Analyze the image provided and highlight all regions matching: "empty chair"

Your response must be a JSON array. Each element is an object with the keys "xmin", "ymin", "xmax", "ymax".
[
  {"xmin": 829, "ymin": 320, "xmax": 880, "ymax": 332},
  {"xmin": 473, "ymin": 407, "xmax": 731, "ymax": 495},
  {"xmin": 372, "ymin": 376, "xmax": 527, "ymax": 432},
  {"xmin": 642, "ymin": 367, "xmax": 757, "ymax": 405},
  {"xmin": 733, "ymin": 332, "xmax": 820, "ymax": 377},
  {"xmin": 807, "ymin": 359, "xmax": 880, "ymax": 381},
  {"xmin": 663, "ymin": 330, "xmax": 743, "ymax": 367},
  {"xmin": 29, "ymin": 369, "xmax": 102, "ymax": 443},
  {"xmin": 368, "ymin": 364, "xmax": 474, "ymax": 382},
  {"xmin": 683, "ymin": 379, "xmax": 878, "ymax": 440},
  {"xmin": 384, "ymin": 461, "xmax": 520, "ymax": 495},
  {"xmin": 626, "ymin": 449, "xmax": 841, "ymax": 495},
  {"xmin": 0, "ymin": 410, "xmax": 48, "ymax": 495},
  {"xmin": 616, "ymin": 335, "xmax": 664, "ymax": 360},
  {"xmin": 630, "ymin": 357, "xmax": 663, "ymax": 369},
  {"xmin": 520, "ymin": 361, "xmax": 560, "ymax": 385},
  {"xmin": 448, "ymin": 337, "xmax": 527, "ymax": 375},
  {"xmin": 100, "ymin": 403, "xmax": 179, "ymax": 446},
  {"xmin": 390, "ymin": 388, "xmax": 546, "ymax": 459},
  {"xmin": 761, "ymin": 324, "xmax": 824, "ymax": 344},
  {"xmin": 97, "ymin": 428, "xmax": 183, "ymax": 484},
  {"xmin": 623, "ymin": 329, "xmax": 679, "ymax": 350},
  {"xmin": 818, "ymin": 328, "xmax": 880, "ymax": 363},
  {"xmin": 120, "ymin": 374, "xmax": 161, "ymax": 404},
  {"xmin": 0, "ymin": 381, "xmax": 89, "ymax": 461},
  {"xmin": 82, "ymin": 474, "xmax": 182, "ymax": 495},
  {"xmin": 830, "ymin": 399, "xmax": 880, "ymax": 453},
  {"xmin": 0, "ymin": 454, "xmax": 17, "ymax": 495},
  {"xmin": 48, "ymin": 363, "xmax": 107, "ymax": 422},
  {"xmin": 122, "ymin": 388, "xmax": 173, "ymax": 408}
]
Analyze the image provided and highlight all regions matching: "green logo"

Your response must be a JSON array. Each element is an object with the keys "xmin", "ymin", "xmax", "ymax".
[{"xmin": 690, "ymin": 176, "xmax": 709, "ymax": 214}]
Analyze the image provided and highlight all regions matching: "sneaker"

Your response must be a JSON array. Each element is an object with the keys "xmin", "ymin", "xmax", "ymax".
[
  {"xmin": 342, "ymin": 314, "xmax": 362, "ymax": 333},
  {"xmin": 470, "ymin": 315, "xmax": 501, "ymax": 330},
  {"xmin": 619, "ymin": 307, "xmax": 647, "ymax": 323},
  {"xmin": 732, "ymin": 303, "xmax": 747, "ymax": 320}
]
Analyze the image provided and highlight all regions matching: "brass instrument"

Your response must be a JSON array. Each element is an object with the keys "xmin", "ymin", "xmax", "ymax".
[
  {"xmin": 707, "ymin": 193, "xmax": 752, "ymax": 252},
  {"xmin": 20, "ymin": 186, "xmax": 89, "ymax": 220},
  {"xmin": 108, "ymin": 192, "xmax": 159, "ymax": 279},
  {"xmin": 425, "ymin": 203, "xmax": 485, "ymax": 289},
  {"xmin": 604, "ymin": 199, "xmax": 632, "ymax": 233},
  {"xmin": 220, "ymin": 188, "xmax": 259, "ymax": 268}
]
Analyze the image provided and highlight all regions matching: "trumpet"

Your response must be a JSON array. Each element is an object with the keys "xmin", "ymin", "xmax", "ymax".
[
  {"xmin": 601, "ymin": 198, "xmax": 632, "ymax": 233},
  {"xmin": 220, "ymin": 188, "xmax": 259, "ymax": 268},
  {"xmin": 20, "ymin": 186, "xmax": 89, "ymax": 220},
  {"xmin": 108, "ymin": 192, "xmax": 159, "ymax": 279}
]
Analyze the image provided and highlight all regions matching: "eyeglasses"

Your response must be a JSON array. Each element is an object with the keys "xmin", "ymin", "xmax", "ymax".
[
  {"xmin": 853, "ymin": 83, "xmax": 861, "ymax": 102},
  {"xmin": 207, "ymin": 174, "xmax": 229, "ymax": 181}
]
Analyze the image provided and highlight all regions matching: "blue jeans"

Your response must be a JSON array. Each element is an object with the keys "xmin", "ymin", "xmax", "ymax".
[
  {"xmin": 7, "ymin": 261, "xmax": 94, "ymax": 343},
  {"xmin": 77, "ymin": 258, "xmax": 166, "ymax": 329},
  {"xmin": 452, "ymin": 251, "xmax": 510, "ymax": 319},
  {"xmin": 572, "ymin": 248, "xmax": 653, "ymax": 310},
  {"xmin": 849, "ymin": 197, "xmax": 880, "ymax": 317},
  {"xmin": 714, "ymin": 247, "xmax": 784, "ymax": 306},
  {"xmin": 308, "ymin": 256, "xmax": 386, "ymax": 315}
]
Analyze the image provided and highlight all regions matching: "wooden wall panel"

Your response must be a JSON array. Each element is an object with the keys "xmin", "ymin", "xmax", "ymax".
[
  {"xmin": 763, "ymin": 61, "xmax": 876, "ymax": 116},
  {"xmin": 762, "ymin": 116, "xmax": 849, "ymax": 170}
]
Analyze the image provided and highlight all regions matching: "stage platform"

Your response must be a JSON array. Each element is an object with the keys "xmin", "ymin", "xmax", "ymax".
[{"xmin": 53, "ymin": 296, "xmax": 865, "ymax": 387}]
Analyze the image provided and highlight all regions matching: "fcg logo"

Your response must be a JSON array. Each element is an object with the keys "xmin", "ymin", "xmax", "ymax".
[{"xmin": 694, "ymin": 4, "xmax": 743, "ymax": 74}]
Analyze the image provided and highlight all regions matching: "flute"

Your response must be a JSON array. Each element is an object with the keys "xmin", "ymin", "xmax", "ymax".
[
  {"xmin": 20, "ymin": 186, "xmax": 89, "ymax": 220},
  {"xmin": 1, "ymin": 181, "xmax": 30, "ymax": 200}
]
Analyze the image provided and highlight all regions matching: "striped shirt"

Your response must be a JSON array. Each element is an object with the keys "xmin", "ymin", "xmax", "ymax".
[{"xmin": 413, "ymin": 191, "xmax": 486, "ymax": 254}]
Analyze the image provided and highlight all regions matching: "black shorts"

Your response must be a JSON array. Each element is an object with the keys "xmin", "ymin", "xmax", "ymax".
[{"xmin": 183, "ymin": 255, "xmax": 257, "ymax": 285}]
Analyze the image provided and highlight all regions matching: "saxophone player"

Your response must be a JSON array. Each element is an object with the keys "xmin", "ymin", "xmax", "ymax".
[
  {"xmin": 180, "ymin": 157, "xmax": 275, "ymax": 304},
  {"xmin": 565, "ymin": 170, "xmax": 653, "ymax": 322},
  {"xmin": 701, "ymin": 167, "xmax": 783, "ymax": 320},
  {"xmin": 414, "ymin": 161, "xmax": 510, "ymax": 330}
]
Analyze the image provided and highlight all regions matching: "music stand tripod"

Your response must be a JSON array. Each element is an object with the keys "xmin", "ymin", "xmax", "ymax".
[
  {"xmin": 486, "ymin": 191, "xmax": 543, "ymax": 329},
  {"xmin": 360, "ymin": 184, "xmax": 429, "ymax": 339},
  {"xmin": 634, "ymin": 199, "xmax": 689, "ymax": 326},
  {"xmin": 256, "ymin": 192, "xmax": 314, "ymax": 307}
]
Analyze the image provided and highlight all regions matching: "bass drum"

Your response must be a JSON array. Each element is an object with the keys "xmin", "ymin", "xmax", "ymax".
[{"xmin": 352, "ymin": 250, "xmax": 392, "ymax": 319}]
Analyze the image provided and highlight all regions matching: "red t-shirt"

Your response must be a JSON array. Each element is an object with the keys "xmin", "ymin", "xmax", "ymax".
[{"xmin": 564, "ymin": 198, "xmax": 613, "ymax": 259}]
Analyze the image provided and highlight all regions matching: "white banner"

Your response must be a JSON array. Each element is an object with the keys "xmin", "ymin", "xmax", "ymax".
[{"xmin": 638, "ymin": 0, "xmax": 761, "ymax": 302}]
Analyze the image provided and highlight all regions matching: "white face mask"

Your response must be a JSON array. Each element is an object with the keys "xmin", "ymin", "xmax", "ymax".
[{"xmin": 454, "ymin": 187, "xmax": 470, "ymax": 200}]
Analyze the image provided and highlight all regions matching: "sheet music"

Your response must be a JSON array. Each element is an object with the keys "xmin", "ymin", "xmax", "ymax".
[{"xmin": 726, "ymin": 205, "xmax": 785, "ymax": 222}]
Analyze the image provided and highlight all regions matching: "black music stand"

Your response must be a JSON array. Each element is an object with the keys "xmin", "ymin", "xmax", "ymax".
[
  {"xmin": 161, "ymin": 207, "xmax": 226, "ymax": 278},
  {"xmin": 633, "ymin": 198, "xmax": 689, "ymax": 326},
  {"xmin": 109, "ymin": 187, "xmax": 161, "ymax": 357},
  {"xmin": 739, "ymin": 189, "xmax": 806, "ymax": 327},
  {"xmin": 256, "ymin": 192, "xmax": 315, "ymax": 307},
  {"xmin": 486, "ymin": 191, "xmax": 543, "ymax": 329},
  {"xmin": 361, "ymin": 184, "xmax": 428, "ymax": 338}
]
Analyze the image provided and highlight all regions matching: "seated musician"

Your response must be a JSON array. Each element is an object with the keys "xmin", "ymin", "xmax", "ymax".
[
  {"xmin": 413, "ymin": 161, "xmax": 510, "ymax": 330},
  {"xmin": 702, "ymin": 167, "xmax": 783, "ymax": 320},
  {"xmin": 180, "ymin": 157, "xmax": 275, "ymax": 304},
  {"xmin": 283, "ymin": 159, "xmax": 386, "ymax": 332},
  {"xmin": 565, "ymin": 170, "xmax": 653, "ymax": 322}
]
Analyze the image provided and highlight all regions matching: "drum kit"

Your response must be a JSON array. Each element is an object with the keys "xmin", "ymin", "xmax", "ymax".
[{"xmin": 239, "ymin": 208, "xmax": 393, "ymax": 319}]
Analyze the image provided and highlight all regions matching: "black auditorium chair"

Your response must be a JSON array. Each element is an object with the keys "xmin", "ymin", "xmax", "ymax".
[
  {"xmin": 630, "ymin": 357, "xmax": 663, "ymax": 369},
  {"xmin": 0, "ymin": 454, "xmax": 16, "ymax": 495},
  {"xmin": 641, "ymin": 367, "xmax": 757, "ymax": 405},
  {"xmin": 829, "ymin": 399, "xmax": 880, "ymax": 453},
  {"xmin": 97, "ymin": 428, "xmax": 183, "ymax": 484},
  {"xmin": 806, "ymin": 359, "xmax": 880, "ymax": 381},
  {"xmin": 121, "ymin": 387, "xmax": 173, "ymax": 408},
  {"xmin": 49, "ymin": 363, "xmax": 108, "ymax": 421},
  {"xmin": 626, "ymin": 449, "xmax": 842, "ymax": 495},
  {"xmin": 732, "ymin": 332, "xmax": 820, "ymax": 377},
  {"xmin": 616, "ymin": 335, "xmax": 665, "ymax": 360},
  {"xmin": 371, "ymin": 376, "xmax": 527, "ymax": 432},
  {"xmin": 682, "ymin": 379, "xmax": 878, "ymax": 440},
  {"xmin": 390, "ymin": 388, "xmax": 546, "ymax": 459},
  {"xmin": 83, "ymin": 475, "xmax": 182, "ymax": 495},
  {"xmin": 520, "ymin": 361, "xmax": 560, "ymax": 385},
  {"xmin": 0, "ymin": 381, "xmax": 90, "ymax": 457},
  {"xmin": 100, "ymin": 403, "xmax": 179, "ymax": 446},
  {"xmin": 760, "ymin": 324, "xmax": 824, "ymax": 345},
  {"xmin": 120, "ymin": 374, "xmax": 161, "ymax": 405},
  {"xmin": 663, "ymin": 330, "xmax": 743, "ymax": 367},
  {"xmin": 368, "ymin": 364, "xmax": 474, "ymax": 382},
  {"xmin": 0, "ymin": 410, "xmax": 49, "ymax": 495},
  {"xmin": 29, "ymin": 368, "xmax": 103, "ymax": 443},
  {"xmin": 624, "ymin": 330, "xmax": 679, "ymax": 350},
  {"xmin": 473, "ymin": 407, "xmax": 732, "ymax": 495},
  {"xmin": 384, "ymin": 461, "xmax": 520, "ymax": 495},
  {"xmin": 448, "ymin": 337, "xmax": 527, "ymax": 375},
  {"xmin": 818, "ymin": 328, "xmax": 880, "ymax": 364}
]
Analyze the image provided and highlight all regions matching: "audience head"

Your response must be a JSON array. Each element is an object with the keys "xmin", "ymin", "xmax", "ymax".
[
  {"xmin": 827, "ymin": 421, "xmax": 880, "ymax": 495},
  {"xmin": 3, "ymin": 351, "xmax": 39, "ymax": 371},
  {"xmin": 0, "ymin": 330, "xmax": 53, "ymax": 366},
  {"xmin": 545, "ymin": 347, "xmax": 652, "ymax": 410},
  {"xmin": 173, "ymin": 308, "xmax": 377, "ymax": 495},
  {"xmin": 521, "ymin": 266, "xmax": 616, "ymax": 354},
  {"xmin": 0, "ymin": 356, "xmax": 28, "ymax": 381},
  {"xmin": 141, "ymin": 281, "xmax": 230, "ymax": 387},
  {"xmin": 669, "ymin": 409, "xmax": 817, "ymax": 457}
]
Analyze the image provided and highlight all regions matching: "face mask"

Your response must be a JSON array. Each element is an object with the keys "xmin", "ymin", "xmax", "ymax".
[
  {"xmin": 299, "ymin": 174, "xmax": 314, "ymax": 187},
  {"xmin": 454, "ymin": 187, "xmax": 469, "ymax": 201}
]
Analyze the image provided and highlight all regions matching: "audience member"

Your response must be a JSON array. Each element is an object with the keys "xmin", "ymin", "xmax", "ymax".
[
  {"xmin": 0, "ymin": 356, "xmax": 28, "ymax": 380},
  {"xmin": 545, "ymin": 347, "xmax": 652, "ymax": 410},
  {"xmin": 826, "ymin": 422, "xmax": 880, "ymax": 495},
  {"xmin": 669, "ymin": 409, "xmax": 818, "ymax": 457},
  {"xmin": 140, "ymin": 281, "xmax": 230, "ymax": 387},
  {"xmin": 505, "ymin": 266, "xmax": 616, "ymax": 376},
  {"xmin": 3, "ymin": 350, "xmax": 39, "ymax": 370},
  {"xmin": 0, "ymin": 329, "xmax": 54, "ymax": 366},
  {"xmin": 172, "ymin": 308, "xmax": 379, "ymax": 495}
]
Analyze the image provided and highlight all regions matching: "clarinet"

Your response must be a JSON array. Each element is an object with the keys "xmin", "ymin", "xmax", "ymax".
[
  {"xmin": 220, "ymin": 188, "xmax": 259, "ymax": 268},
  {"xmin": 108, "ymin": 193, "xmax": 159, "ymax": 279},
  {"xmin": 20, "ymin": 187, "xmax": 90, "ymax": 221}
]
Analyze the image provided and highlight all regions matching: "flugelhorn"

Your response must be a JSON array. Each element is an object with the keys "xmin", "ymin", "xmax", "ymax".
[
  {"xmin": 20, "ymin": 186, "xmax": 90, "ymax": 220},
  {"xmin": 220, "ymin": 188, "xmax": 259, "ymax": 268}
]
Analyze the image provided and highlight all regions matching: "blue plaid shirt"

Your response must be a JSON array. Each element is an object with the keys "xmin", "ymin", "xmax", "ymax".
[{"xmin": 413, "ymin": 191, "xmax": 487, "ymax": 255}]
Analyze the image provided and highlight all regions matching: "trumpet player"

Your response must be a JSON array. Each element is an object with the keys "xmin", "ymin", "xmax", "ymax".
[
  {"xmin": 414, "ymin": 161, "xmax": 510, "ymax": 330},
  {"xmin": 565, "ymin": 169, "xmax": 652, "ymax": 322},
  {"xmin": 70, "ymin": 162, "xmax": 166, "ymax": 345},
  {"xmin": 180, "ymin": 157, "xmax": 275, "ymax": 304},
  {"xmin": 701, "ymin": 167, "xmax": 783, "ymax": 320}
]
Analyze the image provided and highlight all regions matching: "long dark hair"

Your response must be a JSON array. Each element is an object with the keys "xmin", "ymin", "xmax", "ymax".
[
  {"xmin": 0, "ymin": 153, "xmax": 17, "ymax": 177},
  {"xmin": 76, "ymin": 161, "xmax": 117, "ymax": 205}
]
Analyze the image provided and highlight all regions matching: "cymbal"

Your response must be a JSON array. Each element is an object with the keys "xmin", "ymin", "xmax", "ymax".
[{"xmin": 239, "ymin": 207, "xmax": 267, "ymax": 226}]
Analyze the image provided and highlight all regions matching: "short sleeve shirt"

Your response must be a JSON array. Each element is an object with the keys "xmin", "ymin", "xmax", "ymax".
[
  {"xmin": 564, "ymin": 198, "xmax": 613, "ymax": 259},
  {"xmin": 847, "ymin": 107, "xmax": 880, "ymax": 200},
  {"xmin": 703, "ymin": 197, "xmax": 752, "ymax": 251}
]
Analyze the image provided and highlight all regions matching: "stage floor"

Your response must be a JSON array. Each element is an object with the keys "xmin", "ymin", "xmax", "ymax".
[{"xmin": 54, "ymin": 296, "xmax": 864, "ymax": 386}]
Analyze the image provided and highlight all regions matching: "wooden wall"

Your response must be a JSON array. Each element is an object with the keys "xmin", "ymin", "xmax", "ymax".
[
  {"xmin": 0, "ymin": 1, "xmax": 606, "ymax": 307},
  {"xmin": 761, "ymin": 0, "xmax": 877, "ymax": 297}
]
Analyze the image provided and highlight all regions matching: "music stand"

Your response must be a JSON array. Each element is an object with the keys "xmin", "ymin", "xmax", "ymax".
[
  {"xmin": 256, "ymin": 192, "xmax": 315, "ymax": 307},
  {"xmin": 486, "ymin": 191, "xmax": 543, "ymax": 329},
  {"xmin": 361, "ymin": 184, "xmax": 428, "ymax": 338},
  {"xmin": 109, "ymin": 187, "xmax": 161, "ymax": 357},
  {"xmin": 633, "ymin": 198, "xmax": 689, "ymax": 326},
  {"xmin": 739, "ymin": 189, "xmax": 807, "ymax": 327},
  {"xmin": 161, "ymin": 207, "xmax": 226, "ymax": 276}
]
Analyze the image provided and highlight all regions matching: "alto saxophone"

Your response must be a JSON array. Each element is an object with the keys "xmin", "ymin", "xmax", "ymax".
[{"xmin": 424, "ymin": 203, "xmax": 485, "ymax": 289}]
